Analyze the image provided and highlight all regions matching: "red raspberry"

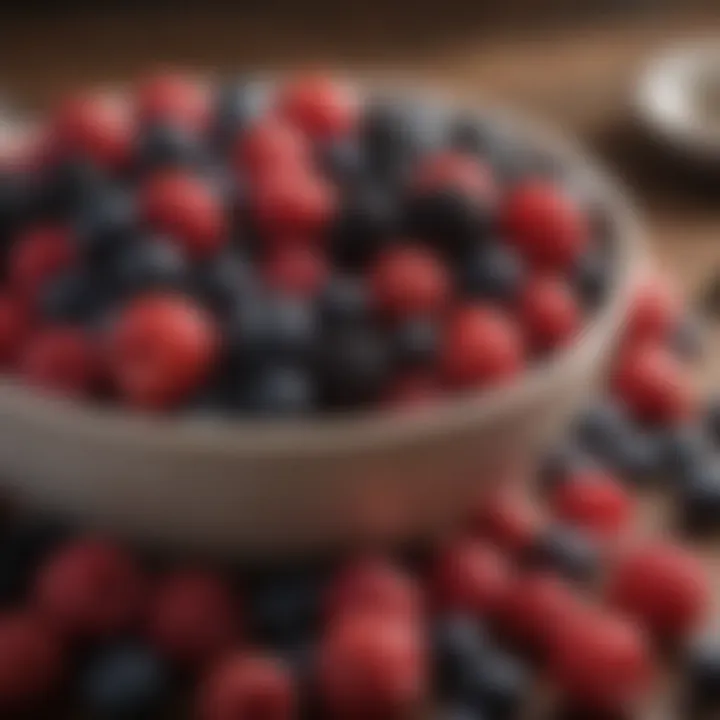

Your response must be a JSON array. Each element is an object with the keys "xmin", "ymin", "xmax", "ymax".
[
  {"xmin": 503, "ymin": 181, "xmax": 589, "ymax": 270},
  {"xmin": 624, "ymin": 272, "xmax": 680, "ymax": 345},
  {"xmin": 370, "ymin": 246, "xmax": 450, "ymax": 319},
  {"xmin": 469, "ymin": 484, "xmax": 541, "ymax": 556},
  {"xmin": 20, "ymin": 327, "xmax": 99, "ymax": 398},
  {"xmin": 9, "ymin": 226, "xmax": 76, "ymax": 302},
  {"xmin": 0, "ymin": 611, "xmax": 64, "ymax": 710},
  {"xmin": 607, "ymin": 541, "xmax": 710, "ymax": 640},
  {"xmin": 108, "ymin": 294, "xmax": 219, "ymax": 410},
  {"xmin": 142, "ymin": 171, "xmax": 227, "ymax": 259},
  {"xmin": 441, "ymin": 305, "xmax": 524, "ymax": 389},
  {"xmin": 263, "ymin": 245, "xmax": 329, "ymax": 297},
  {"xmin": 325, "ymin": 557, "xmax": 422, "ymax": 622},
  {"xmin": 497, "ymin": 571, "xmax": 584, "ymax": 654},
  {"xmin": 147, "ymin": 570, "xmax": 238, "ymax": 670},
  {"xmin": 431, "ymin": 539, "xmax": 513, "ymax": 618},
  {"xmin": 199, "ymin": 653, "xmax": 295, "ymax": 720},
  {"xmin": 382, "ymin": 373, "xmax": 441, "ymax": 411},
  {"xmin": 253, "ymin": 169, "xmax": 336, "ymax": 241},
  {"xmin": 34, "ymin": 537, "xmax": 145, "ymax": 639},
  {"xmin": 319, "ymin": 613, "xmax": 427, "ymax": 719},
  {"xmin": 548, "ymin": 608, "xmax": 654, "ymax": 712},
  {"xmin": 517, "ymin": 276, "xmax": 581, "ymax": 354},
  {"xmin": 0, "ymin": 294, "xmax": 32, "ymax": 368},
  {"xmin": 413, "ymin": 151, "xmax": 496, "ymax": 197},
  {"xmin": 51, "ymin": 91, "xmax": 134, "ymax": 169},
  {"xmin": 612, "ymin": 343, "xmax": 696, "ymax": 425},
  {"xmin": 236, "ymin": 118, "xmax": 310, "ymax": 176},
  {"xmin": 550, "ymin": 468, "xmax": 634, "ymax": 539},
  {"xmin": 137, "ymin": 71, "xmax": 210, "ymax": 131},
  {"xmin": 279, "ymin": 74, "xmax": 357, "ymax": 138}
]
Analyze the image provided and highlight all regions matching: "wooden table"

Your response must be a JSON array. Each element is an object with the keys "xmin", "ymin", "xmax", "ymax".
[{"xmin": 2, "ymin": 5, "xmax": 720, "ymax": 718}]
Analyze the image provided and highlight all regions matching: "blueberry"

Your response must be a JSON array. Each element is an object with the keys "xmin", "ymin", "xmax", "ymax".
[
  {"xmin": 671, "ymin": 315, "xmax": 704, "ymax": 361},
  {"xmin": 609, "ymin": 428, "xmax": 663, "ymax": 483},
  {"xmin": 684, "ymin": 636, "xmax": 720, "ymax": 710},
  {"xmin": 194, "ymin": 253, "xmax": 256, "ymax": 317},
  {"xmin": 81, "ymin": 643, "xmax": 169, "ymax": 720},
  {"xmin": 662, "ymin": 425, "xmax": 711, "ymax": 483},
  {"xmin": 460, "ymin": 243, "xmax": 523, "ymax": 302},
  {"xmin": 112, "ymin": 237, "xmax": 189, "ymax": 296},
  {"xmin": 528, "ymin": 525, "xmax": 599, "ymax": 584},
  {"xmin": 318, "ymin": 276, "xmax": 368, "ymax": 328},
  {"xmin": 318, "ymin": 138, "xmax": 365, "ymax": 187},
  {"xmin": 677, "ymin": 461, "xmax": 720, "ymax": 534},
  {"xmin": 432, "ymin": 614, "xmax": 489, "ymax": 700},
  {"xmin": 574, "ymin": 401, "xmax": 630, "ymax": 460},
  {"xmin": 242, "ymin": 365, "xmax": 316, "ymax": 417},
  {"xmin": 40, "ymin": 269, "xmax": 104, "ymax": 324},
  {"xmin": 317, "ymin": 326, "xmax": 390, "ymax": 408},
  {"xmin": 213, "ymin": 80, "xmax": 268, "ymax": 149},
  {"xmin": 470, "ymin": 651, "xmax": 529, "ymax": 720},
  {"xmin": 393, "ymin": 318, "xmax": 438, "ymax": 368},
  {"xmin": 38, "ymin": 159, "xmax": 106, "ymax": 218},
  {"xmin": 136, "ymin": 122, "xmax": 206, "ymax": 171},
  {"xmin": 75, "ymin": 188, "xmax": 137, "ymax": 262},
  {"xmin": 574, "ymin": 250, "xmax": 608, "ymax": 310}
]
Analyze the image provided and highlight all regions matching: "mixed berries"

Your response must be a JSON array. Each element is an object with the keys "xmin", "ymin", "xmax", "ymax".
[{"xmin": 0, "ymin": 71, "xmax": 607, "ymax": 416}]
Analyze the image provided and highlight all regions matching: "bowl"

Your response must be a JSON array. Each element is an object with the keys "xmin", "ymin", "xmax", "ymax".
[{"xmin": 0, "ymin": 86, "xmax": 643, "ymax": 557}]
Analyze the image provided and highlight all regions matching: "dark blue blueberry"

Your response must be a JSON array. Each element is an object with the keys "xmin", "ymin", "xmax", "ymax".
[
  {"xmin": 393, "ymin": 318, "xmax": 439, "ymax": 368},
  {"xmin": 194, "ymin": 253, "xmax": 256, "ymax": 317},
  {"xmin": 242, "ymin": 365, "xmax": 316, "ymax": 417},
  {"xmin": 470, "ymin": 651, "xmax": 529, "ymax": 720},
  {"xmin": 671, "ymin": 315, "xmax": 704, "ymax": 362},
  {"xmin": 213, "ymin": 80, "xmax": 268, "ymax": 149},
  {"xmin": 136, "ymin": 122, "xmax": 206, "ymax": 171},
  {"xmin": 432, "ymin": 614, "xmax": 489, "ymax": 700},
  {"xmin": 574, "ymin": 250, "xmax": 608, "ymax": 310},
  {"xmin": 677, "ymin": 461, "xmax": 720, "ymax": 535},
  {"xmin": 684, "ymin": 637, "xmax": 720, "ymax": 711},
  {"xmin": 318, "ymin": 276, "xmax": 368, "ymax": 328},
  {"xmin": 81, "ymin": 643, "xmax": 169, "ymax": 720},
  {"xmin": 112, "ymin": 237, "xmax": 189, "ymax": 296},
  {"xmin": 39, "ymin": 269, "xmax": 104, "ymax": 324},
  {"xmin": 38, "ymin": 159, "xmax": 106, "ymax": 219},
  {"xmin": 461, "ymin": 243, "xmax": 523, "ymax": 302},
  {"xmin": 318, "ymin": 138, "xmax": 365, "ymax": 187},
  {"xmin": 317, "ymin": 326, "xmax": 391, "ymax": 408},
  {"xmin": 574, "ymin": 401, "xmax": 630, "ymax": 461},
  {"xmin": 75, "ymin": 188, "xmax": 137, "ymax": 263},
  {"xmin": 528, "ymin": 525, "xmax": 599, "ymax": 584},
  {"xmin": 705, "ymin": 396, "xmax": 720, "ymax": 447},
  {"xmin": 539, "ymin": 443, "xmax": 595, "ymax": 492},
  {"xmin": 608, "ymin": 428, "xmax": 663, "ymax": 483},
  {"xmin": 662, "ymin": 425, "xmax": 711, "ymax": 484}
]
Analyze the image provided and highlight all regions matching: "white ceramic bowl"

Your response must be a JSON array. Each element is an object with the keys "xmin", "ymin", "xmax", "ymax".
[{"xmin": 0, "ymin": 88, "xmax": 643, "ymax": 557}]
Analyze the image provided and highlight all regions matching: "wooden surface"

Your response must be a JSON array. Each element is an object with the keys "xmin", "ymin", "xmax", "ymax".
[{"xmin": 2, "ymin": 5, "xmax": 720, "ymax": 718}]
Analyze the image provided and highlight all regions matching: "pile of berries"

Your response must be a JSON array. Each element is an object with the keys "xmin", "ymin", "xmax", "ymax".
[{"xmin": 0, "ymin": 71, "xmax": 606, "ymax": 415}]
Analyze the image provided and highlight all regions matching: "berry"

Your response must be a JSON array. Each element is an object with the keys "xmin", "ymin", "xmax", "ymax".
[
  {"xmin": 469, "ymin": 650, "xmax": 529, "ymax": 720},
  {"xmin": 661, "ymin": 425, "xmax": 710, "ymax": 482},
  {"xmin": 325, "ymin": 557, "xmax": 421, "ymax": 622},
  {"xmin": 318, "ymin": 137, "xmax": 365, "ymax": 187},
  {"xmin": 263, "ymin": 245, "xmax": 329, "ymax": 297},
  {"xmin": 81, "ymin": 643, "xmax": 169, "ymax": 720},
  {"xmin": 529, "ymin": 525, "xmax": 599, "ymax": 584},
  {"xmin": 318, "ymin": 275, "xmax": 368, "ymax": 327},
  {"xmin": 0, "ymin": 294, "xmax": 30, "ymax": 367},
  {"xmin": 34, "ymin": 537, "xmax": 144, "ymax": 638},
  {"xmin": 432, "ymin": 539, "xmax": 513, "ymax": 618},
  {"xmin": 243, "ymin": 365, "xmax": 316, "ymax": 416},
  {"xmin": 213, "ymin": 80, "xmax": 267, "ymax": 149},
  {"xmin": 549, "ymin": 608, "xmax": 654, "ymax": 712},
  {"xmin": 136, "ymin": 122, "xmax": 206, "ymax": 171},
  {"xmin": 198, "ymin": 653, "xmax": 296, "ymax": 720},
  {"xmin": 20, "ymin": 327, "xmax": 99, "ymax": 398},
  {"xmin": 36, "ymin": 157, "xmax": 105, "ymax": 218},
  {"xmin": 503, "ymin": 181, "xmax": 589, "ymax": 270},
  {"xmin": 142, "ymin": 171, "xmax": 227, "ymax": 259},
  {"xmin": 517, "ymin": 276, "xmax": 581, "ymax": 354},
  {"xmin": 279, "ymin": 74, "xmax": 357, "ymax": 138},
  {"xmin": 392, "ymin": 318, "xmax": 439, "ymax": 369},
  {"xmin": 9, "ymin": 225, "xmax": 76, "ymax": 302},
  {"xmin": 678, "ymin": 460, "xmax": 720, "ymax": 533},
  {"xmin": 193, "ymin": 253, "xmax": 256, "ymax": 317},
  {"xmin": 40, "ymin": 269, "xmax": 103, "ymax": 324},
  {"xmin": 75, "ymin": 188, "xmax": 137, "ymax": 262},
  {"xmin": 109, "ymin": 294, "xmax": 219, "ymax": 410},
  {"xmin": 574, "ymin": 401, "xmax": 630, "ymax": 459},
  {"xmin": 441, "ymin": 305, "xmax": 524, "ymax": 389},
  {"xmin": 549, "ymin": 468, "xmax": 633, "ymax": 539},
  {"xmin": 0, "ymin": 611, "xmax": 63, "ymax": 710},
  {"xmin": 607, "ymin": 541, "xmax": 710, "ymax": 639},
  {"xmin": 318, "ymin": 613, "xmax": 426, "ymax": 719},
  {"xmin": 235, "ymin": 118, "xmax": 310, "ymax": 176},
  {"xmin": 137, "ymin": 72, "xmax": 210, "ymax": 132},
  {"xmin": 461, "ymin": 243, "xmax": 524, "ymax": 303},
  {"xmin": 613, "ymin": 344, "xmax": 696, "ymax": 426},
  {"xmin": 51, "ymin": 91, "xmax": 133, "ymax": 169},
  {"xmin": 624, "ymin": 273, "xmax": 680, "ymax": 345},
  {"xmin": 113, "ymin": 237, "xmax": 189, "ymax": 296},
  {"xmin": 147, "ymin": 569, "xmax": 238, "ymax": 669}
]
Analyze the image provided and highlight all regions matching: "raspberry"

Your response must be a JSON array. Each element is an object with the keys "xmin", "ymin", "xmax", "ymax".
[
  {"xmin": 0, "ymin": 294, "xmax": 31, "ymax": 368},
  {"xmin": 607, "ymin": 541, "xmax": 710, "ymax": 640},
  {"xmin": 34, "ymin": 538, "xmax": 145, "ymax": 639},
  {"xmin": 370, "ymin": 246, "xmax": 450, "ymax": 319},
  {"xmin": 235, "ymin": 118, "xmax": 310, "ymax": 176},
  {"xmin": 613, "ymin": 343, "xmax": 696, "ymax": 425},
  {"xmin": 431, "ymin": 539, "xmax": 513, "ymax": 618},
  {"xmin": 548, "ymin": 608, "xmax": 654, "ymax": 712},
  {"xmin": 319, "ymin": 613, "xmax": 427, "ymax": 719},
  {"xmin": 137, "ymin": 72, "xmax": 210, "ymax": 131},
  {"xmin": 0, "ymin": 611, "xmax": 64, "ymax": 710},
  {"xmin": 517, "ymin": 276, "xmax": 581, "ymax": 353},
  {"xmin": 198, "ymin": 653, "xmax": 295, "ymax": 720},
  {"xmin": 503, "ymin": 181, "xmax": 589, "ymax": 270},
  {"xmin": 51, "ymin": 91, "xmax": 134, "ymax": 169},
  {"xmin": 441, "ymin": 305, "xmax": 524, "ymax": 389},
  {"xmin": 20, "ymin": 327, "xmax": 99, "ymax": 398},
  {"xmin": 263, "ymin": 245, "xmax": 329, "ymax": 297},
  {"xmin": 108, "ymin": 294, "xmax": 219, "ymax": 410},
  {"xmin": 325, "ymin": 557, "xmax": 421, "ymax": 622},
  {"xmin": 624, "ymin": 272, "xmax": 680, "ymax": 345},
  {"xmin": 549, "ymin": 468, "xmax": 634, "ymax": 539},
  {"xmin": 279, "ymin": 74, "xmax": 357, "ymax": 138},
  {"xmin": 142, "ymin": 172, "xmax": 227, "ymax": 259},
  {"xmin": 9, "ymin": 226, "xmax": 76, "ymax": 302}
]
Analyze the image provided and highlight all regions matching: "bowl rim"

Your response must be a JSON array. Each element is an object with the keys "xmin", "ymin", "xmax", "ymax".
[{"xmin": 0, "ymin": 82, "xmax": 643, "ymax": 458}]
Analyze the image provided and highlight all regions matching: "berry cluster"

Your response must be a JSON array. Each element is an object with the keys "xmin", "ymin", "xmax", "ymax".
[{"xmin": 0, "ymin": 72, "xmax": 602, "ymax": 415}]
